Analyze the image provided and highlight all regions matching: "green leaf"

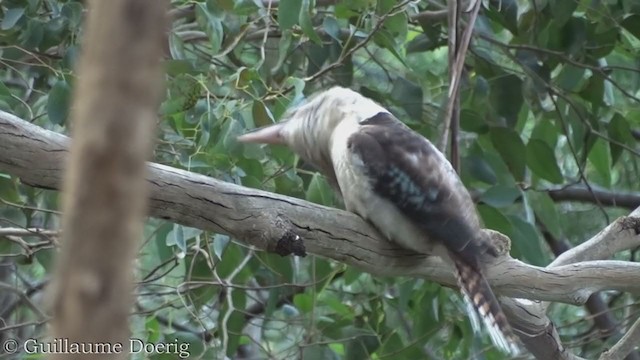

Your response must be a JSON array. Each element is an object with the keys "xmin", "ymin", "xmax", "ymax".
[
  {"xmin": 530, "ymin": 118, "xmax": 558, "ymax": 147},
  {"xmin": 550, "ymin": 0, "xmax": 578, "ymax": 27},
  {"xmin": 305, "ymin": 42, "xmax": 331, "ymax": 76},
  {"xmin": 323, "ymin": 16, "xmax": 341, "ymax": 41},
  {"xmin": 460, "ymin": 109, "xmax": 489, "ymax": 134},
  {"xmin": 165, "ymin": 60, "xmax": 198, "ymax": 76},
  {"xmin": 406, "ymin": 33, "xmax": 445, "ymax": 53},
  {"xmin": 463, "ymin": 154, "xmax": 497, "ymax": 185},
  {"xmin": 216, "ymin": 118, "xmax": 244, "ymax": 157},
  {"xmin": 390, "ymin": 77, "xmax": 422, "ymax": 120},
  {"xmin": 588, "ymin": 27, "xmax": 618, "ymax": 58},
  {"xmin": 212, "ymin": 234, "xmax": 230, "ymax": 259},
  {"xmin": 223, "ymin": 300, "xmax": 247, "ymax": 356},
  {"xmin": 195, "ymin": 3, "xmax": 224, "ymax": 54},
  {"xmin": 167, "ymin": 224, "xmax": 202, "ymax": 253},
  {"xmin": 383, "ymin": 12, "xmax": 407, "ymax": 38},
  {"xmin": 477, "ymin": 204, "xmax": 513, "ymax": 235},
  {"xmin": 278, "ymin": 0, "xmax": 302, "ymax": 30},
  {"xmin": 313, "ymin": 258, "xmax": 335, "ymax": 293},
  {"xmin": 23, "ymin": 18, "xmax": 45, "ymax": 49},
  {"xmin": 587, "ymin": 138, "xmax": 611, "ymax": 186},
  {"xmin": 344, "ymin": 326, "xmax": 381, "ymax": 359},
  {"xmin": 257, "ymin": 252, "xmax": 293, "ymax": 283},
  {"xmin": 0, "ymin": 81, "xmax": 11, "ymax": 98},
  {"xmin": 299, "ymin": 0, "xmax": 322, "ymax": 44},
  {"xmin": 302, "ymin": 345, "xmax": 338, "ymax": 360},
  {"xmin": 556, "ymin": 64, "xmax": 586, "ymax": 92},
  {"xmin": 373, "ymin": 29, "xmax": 406, "ymax": 65},
  {"xmin": 161, "ymin": 331, "xmax": 206, "ymax": 358},
  {"xmin": 2, "ymin": 8, "xmax": 25, "ymax": 30},
  {"xmin": 480, "ymin": 185, "xmax": 521, "ymax": 208},
  {"xmin": 182, "ymin": 254, "xmax": 217, "ymax": 308},
  {"xmin": 144, "ymin": 317, "xmax": 161, "ymax": 343},
  {"xmin": 61, "ymin": 2, "xmax": 83, "ymax": 28},
  {"xmin": 379, "ymin": 332, "xmax": 424, "ymax": 357},
  {"xmin": 34, "ymin": 248, "xmax": 55, "ymax": 271},
  {"xmin": 508, "ymin": 215, "xmax": 548, "ymax": 266},
  {"xmin": 579, "ymin": 73, "xmax": 605, "ymax": 106},
  {"xmin": 489, "ymin": 127, "xmax": 526, "ymax": 181},
  {"xmin": 622, "ymin": 14, "xmax": 640, "ymax": 40},
  {"xmin": 490, "ymin": 74, "xmax": 523, "ymax": 127},
  {"xmin": 153, "ymin": 222, "xmax": 175, "ymax": 263},
  {"xmin": 526, "ymin": 139, "xmax": 563, "ymax": 183},
  {"xmin": 47, "ymin": 80, "xmax": 71, "ymax": 125},
  {"xmin": 528, "ymin": 192, "xmax": 562, "ymax": 239},
  {"xmin": 328, "ymin": 41, "xmax": 353, "ymax": 86},
  {"xmin": 216, "ymin": 243, "xmax": 251, "ymax": 281},
  {"xmin": 251, "ymin": 101, "xmax": 275, "ymax": 127},
  {"xmin": 294, "ymin": 293, "xmax": 314, "ymax": 313},
  {"xmin": 608, "ymin": 113, "xmax": 634, "ymax": 164},
  {"xmin": 306, "ymin": 173, "xmax": 333, "ymax": 205},
  {"xmin": 484, "ymin": 0, "xmax": 519, "ymax": 34}
]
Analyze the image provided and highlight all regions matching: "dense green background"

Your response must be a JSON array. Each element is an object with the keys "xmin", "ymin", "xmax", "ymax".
[{"xmin": 1, "ymin": 0, "xmax": 639, "ymax": 358}]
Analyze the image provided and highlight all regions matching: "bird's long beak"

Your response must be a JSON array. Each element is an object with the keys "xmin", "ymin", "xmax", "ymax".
[{"xmin": 237, "ymin": 122, "xmax": 287, "ymax": 145}]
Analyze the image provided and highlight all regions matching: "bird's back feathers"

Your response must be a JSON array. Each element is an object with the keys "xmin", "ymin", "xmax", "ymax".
[{"xmin": 344, "ymin": 111, "xmax": 520, "ymax": 354}]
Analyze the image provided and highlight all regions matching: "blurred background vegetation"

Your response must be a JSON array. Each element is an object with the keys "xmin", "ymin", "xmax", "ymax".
[{"xmin": 1, "ymin": 0, "xmax": 640, "ymax": 358}]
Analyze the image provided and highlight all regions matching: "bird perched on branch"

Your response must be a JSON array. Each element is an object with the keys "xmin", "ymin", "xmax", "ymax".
[{"xmin": 237, "ymin": 86, "xmax": 520, "ymax": 354}]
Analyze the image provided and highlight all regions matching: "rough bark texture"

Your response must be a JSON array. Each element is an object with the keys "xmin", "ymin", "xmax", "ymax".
[
  {"xmin": 1, "ymin": 110, "xmax": 639, "ymax": 360},
  {"xmin": 44, "ymin": 1, "xmax": 168, "ymax": 359}
]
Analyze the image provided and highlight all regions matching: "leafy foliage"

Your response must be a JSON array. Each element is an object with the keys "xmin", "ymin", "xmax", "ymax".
[{"xmin": 1, "ymin": 0, "xmax": 640, "ymax": 359}]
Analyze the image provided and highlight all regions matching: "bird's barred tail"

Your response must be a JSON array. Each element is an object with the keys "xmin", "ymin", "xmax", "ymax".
[{"xmin": 451, "ymin": 254, "xmax": 520, "ymax": 355}]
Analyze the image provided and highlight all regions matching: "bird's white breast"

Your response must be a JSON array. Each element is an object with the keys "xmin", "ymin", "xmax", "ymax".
[{"xmin": 329, "ymin": 121, "xmax": 434, "ymax": 254}]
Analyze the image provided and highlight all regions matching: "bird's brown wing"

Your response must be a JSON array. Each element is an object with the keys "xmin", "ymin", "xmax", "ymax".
[{"xmin": 347, "ymin": 111, "xmax": 519, "ymax": 354}]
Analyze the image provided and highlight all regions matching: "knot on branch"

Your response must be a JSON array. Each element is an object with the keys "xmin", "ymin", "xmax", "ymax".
[
  {"xmin": 262, "ymin": 215, "xmax": 307, "ymax": 257},
  {"xmin": 485, "ymin": 229, "xmax": 512, "ymax": 256},
  {"xmin": 274, "ymin": 232, "xmax": 306, "ymax": 257},
  {"xmin": 619, "ymin": 216, "xmax": 640, "ymax": 235}
]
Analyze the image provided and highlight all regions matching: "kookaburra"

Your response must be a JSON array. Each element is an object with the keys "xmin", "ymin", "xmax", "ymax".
[{"xmin": 238, "ymin": 86, "xmax": 520, "ymax": 354}]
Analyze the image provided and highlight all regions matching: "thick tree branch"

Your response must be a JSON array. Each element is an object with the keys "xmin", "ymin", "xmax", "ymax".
[
  {"xmin": 1, "ymin": 110, "xmax": 640, "ymax": 359},
  {"xmin": 1, "ymin": 110, "xmax": 639, "ymax": 303},
  {"xmin": 550, "ymin": 212, "xmax": 640, "ymax": 267},
  {"xmin": 547, "ymin": 186, "xmax": 640, "ymax": 210}
]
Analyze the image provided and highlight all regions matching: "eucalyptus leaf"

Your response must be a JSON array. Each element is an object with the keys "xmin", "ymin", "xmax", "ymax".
[
  {"xmin": 489, "ymin": 127, "xmax": 526, "ymax": 181},
  {"xmin": 47, "ymin": 80, "xmax": 71, "ymax": 125},
  {"xmin": 527, "ymin": 139, "xmax": 563, "ymax": 184}
]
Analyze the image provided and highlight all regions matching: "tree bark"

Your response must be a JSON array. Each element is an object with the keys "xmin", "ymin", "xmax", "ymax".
[
  {"xmin": 44, "ymin": 1, "xmax": 167, "ymax": 359},
  {"xmin": 1, "ymin": 110, "xmax": 639, "ymax": 360}
]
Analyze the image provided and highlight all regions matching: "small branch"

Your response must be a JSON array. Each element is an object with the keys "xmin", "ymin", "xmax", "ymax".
[
  {"xmin": 409, "ymin": 10, "xmax": 448, "ymax": 23},
  {"xmin": 259, "ymin": 0, "xmax": 338, "ymax": 7},
  {"xmin": 0, "ymin": 279, "xmax": 47, "ymax": 321},
  {"xmin": 440, "ymin": 0, "xmax": 480, "ymax": 163},
  {"xmin": 546, "ymin": 186, "xmax": 640, "ymax": 210},
  {"xmin": 0, "ymin": 227, "xmax": 59, "ymax": 238},
  {"xmin": 599, "ymin": 316, "xmax": 640, "ymax": 360},
  {"xmin": 550, "ymin": 210, "xmax": 640, "ymax": 267},
  {"xmin": 0, "ymin": 281, "xmax": 48, "ymax": 320}
]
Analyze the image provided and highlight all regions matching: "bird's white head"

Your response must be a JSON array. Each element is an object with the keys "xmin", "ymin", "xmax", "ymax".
[{"xmin": 237, "ymin": 86, "xmax": 387, "ymax": 176}]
